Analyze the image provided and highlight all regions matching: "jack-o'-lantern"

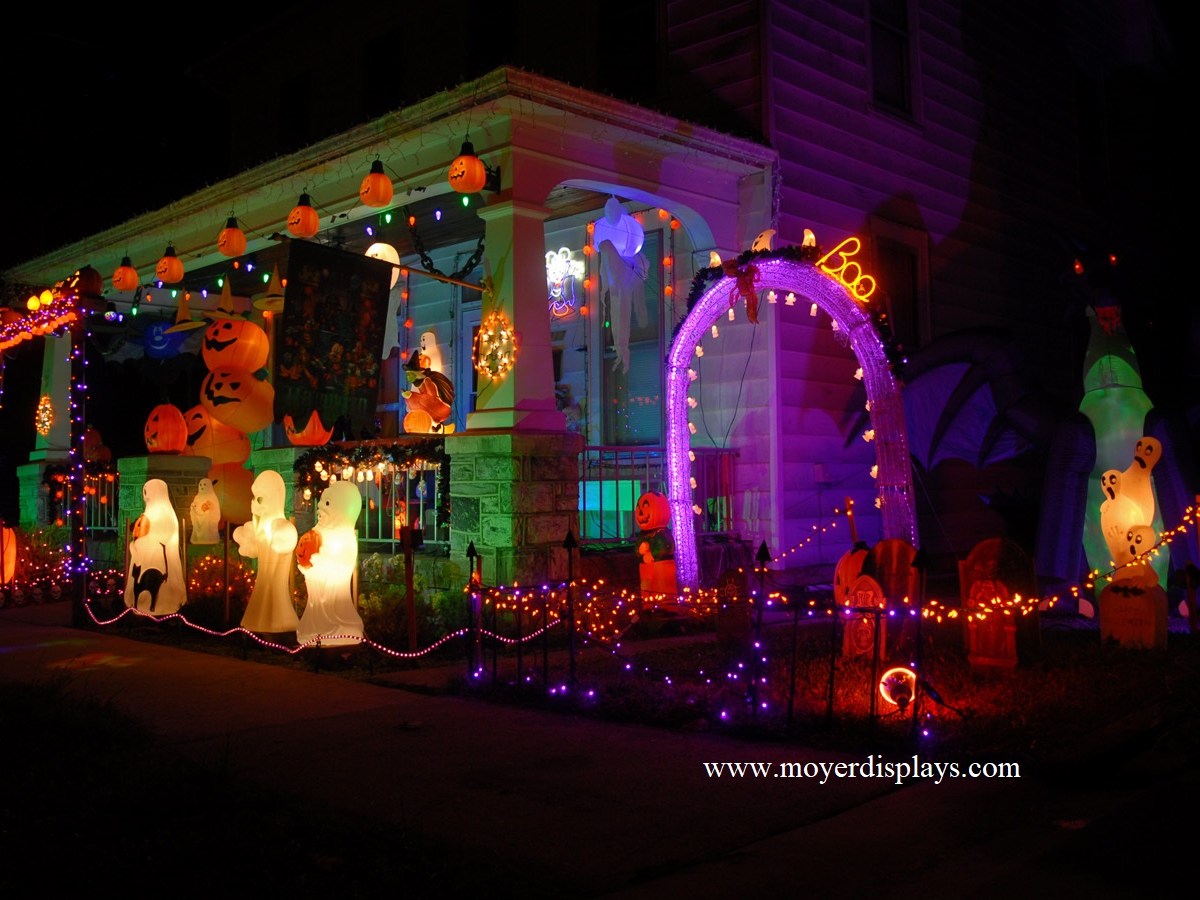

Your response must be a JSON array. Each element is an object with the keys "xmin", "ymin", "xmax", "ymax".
[
  {"xmin": 1, "ymin": 526, "xmax": 16, "ymax": 584},
  {"xmin": 447, "ymin": 141, "xmax": 487, "ymax": 194},
  {"xmin": 208, "ymin": 462, "xmax": 255, "ymax": 525},
  {"xmin": 155, "ymin": 244, "xmax": 185, "ymax": 284},
  {"xmin": 181, "ymin": 404, "xmax": 251, "ymax": 465},
  {"xmin": 359, "ymin": 159, "xmax": 394, "ymax": 208},
  {"xmin": 286, "ymin": 193, "xmax": 320, "ymax": 239},
  {"xmin": 634, "ymin": 490, "xmax": 671, "ymax": 533},
  {"xmin": 217, "ymin": 217, "xmax": 247, "ymax": 257},
  {"xmin": 202, "ymin": 317, "xmax": 269, "ymax": 372},
  {"xmin": 112, "ymin": 256, "xmax": 140, "ymax": 292},
  {"xmin": 143, "ymin": 404, "xmax": 188, "ymax": 454},
  {"xmin": 70, "ymin": 265, "xmax": 105, "ymax": 301},
  {"xmin": 200, "ymin": 367, "xmax": 276, "ymax": 434},
  {"xmin": 833, "ymin": 546, "xmax": 869, "ymax": 606}
]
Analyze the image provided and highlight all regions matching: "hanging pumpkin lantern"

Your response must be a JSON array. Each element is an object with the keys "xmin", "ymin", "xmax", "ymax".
[
  {"xmin": 447, "ymin": 141, "xmax": 487, "ymax": 194},
  {"xmin": 359, "ymin": 159, "xmax": 393, "ymax": 208},
  {"xmin": 286, "ymin": 193, "xmax": 321, "ymax": 239},
  {"xmin": 112, "ymin": 256, "xmax": 140, "ymax": 292},
  {"xmin": 155, "ymin": 244, "xmax": 185, "ymax": 284},
  {"xmin": 144, "ymin": 403, "xmax": 188, "ymax": 454},
  {"xmin": 201, "ymin": 317, "xmax": 270, "ymax": 372},
  {"xmin": 217, "ymin": 217, "xmax": 247, "ymax": 257},
  {"xmin": 200, "ymin": 367, "xmax": 276, "ymax": 434}
]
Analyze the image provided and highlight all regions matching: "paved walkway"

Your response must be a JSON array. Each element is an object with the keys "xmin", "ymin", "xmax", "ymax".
[{"xmin": 0, "ymin": 600, "xmax": 1190, "ymax": 897}]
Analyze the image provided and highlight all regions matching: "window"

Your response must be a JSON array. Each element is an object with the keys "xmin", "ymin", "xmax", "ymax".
[
  {"xmin": 868, "ymin": 0, "xmax": 915, "ymax": 118},
  {"xmin": 601, "ymin": 230, "xmax": 664, "ymax": 445},
  {"xmin": 870, "ymin": 218, "xmax": 930, "ymax": 352}
]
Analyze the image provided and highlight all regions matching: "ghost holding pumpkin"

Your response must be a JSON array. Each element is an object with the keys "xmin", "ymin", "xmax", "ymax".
[
  {"xmin": 189, "ymin": 478, "xmax": 222, "ymax": 545},
  {"xmin": 296, "ymin": 481, "xmax": 364, "ymax": 647},
  {"xmin": 233, "ymin": 469, "xmax": 301, "ymax": 634}
]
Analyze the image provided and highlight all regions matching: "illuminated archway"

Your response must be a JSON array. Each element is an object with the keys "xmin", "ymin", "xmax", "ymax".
[{"xmin": 666, "ymin": 254, "xmax": 917, "ymax": 587}]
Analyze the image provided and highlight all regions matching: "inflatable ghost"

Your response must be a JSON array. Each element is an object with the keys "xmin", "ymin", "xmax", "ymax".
[
  {"xmin": 1119, "ymin": 437, "xmax": 1161, "ymax": 525},
  {"xmin": 296, "ymin": 481, "xmax": 364, "ymax": 647},
  {"xmin": 1098, "ymin": 470, "xmax": 1143, "ymax": 566},
  {"xmin": 189, "ymin": 477, "xmax": 222, "ymax": 545},
  {"xmin": 233, "ymin": 470, "xmax": 300, "ymax": 634},
  {"xmin": 125, "ymin": 478, "xmax": 186, "ymax": 615}
]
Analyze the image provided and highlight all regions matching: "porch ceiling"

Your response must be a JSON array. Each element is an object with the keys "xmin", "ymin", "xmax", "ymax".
[{"xmin": 3, "ymin": 67, "xmax": 775, "ymax": 303}]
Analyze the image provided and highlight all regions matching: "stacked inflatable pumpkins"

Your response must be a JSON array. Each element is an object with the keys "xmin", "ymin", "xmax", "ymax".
[{"xmin": 142, "ymin": 300, "xmax": 274, "ymax": 527}]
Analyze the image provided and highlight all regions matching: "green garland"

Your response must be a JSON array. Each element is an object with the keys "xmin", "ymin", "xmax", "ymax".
[{"xmin": 293, "ymin": 437, "xmax": 451, "ymax": 527}]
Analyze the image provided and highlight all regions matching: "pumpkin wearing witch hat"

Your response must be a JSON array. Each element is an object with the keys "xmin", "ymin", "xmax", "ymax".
[{"xmin": 402, "ymin": 350, "xmax": 456, "ymax": 434}]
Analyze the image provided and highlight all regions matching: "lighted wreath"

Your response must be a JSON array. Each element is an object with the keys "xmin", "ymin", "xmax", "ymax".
[{"xmin": 473, "ymin": 308, "xmax": 516, "ymax": 383}]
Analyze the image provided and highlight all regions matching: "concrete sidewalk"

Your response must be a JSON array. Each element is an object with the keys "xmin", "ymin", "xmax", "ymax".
[{"xmin": 0, "ymin": 600, "xmax": 1188, "ymax": 897}]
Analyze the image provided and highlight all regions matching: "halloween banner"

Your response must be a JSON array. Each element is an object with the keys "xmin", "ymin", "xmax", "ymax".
[{"xmin": 273, "ymin": 241, "xmax": 392, "ymax": 436}]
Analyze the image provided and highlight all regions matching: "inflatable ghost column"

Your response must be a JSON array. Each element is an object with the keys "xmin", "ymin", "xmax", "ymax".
[
  {"xmin": 189, "ymin": 477, "xmax": 222, "ymax": 545},
  {"xmin": 296, "ymin": 481, "xmax": 364, "ymax": 647},
  {"xmin": 125, "ymin": 478, "xmax": 187, "ymax": 615},
  {"xmin": 233, "ymin": 470, "xmax": 301, "ymax": 634}
]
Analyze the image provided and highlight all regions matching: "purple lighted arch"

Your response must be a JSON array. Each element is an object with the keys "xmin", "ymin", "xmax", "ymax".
[{"xmin": 666, "ymin": 257, "xmax": 918, "ymax": 587}]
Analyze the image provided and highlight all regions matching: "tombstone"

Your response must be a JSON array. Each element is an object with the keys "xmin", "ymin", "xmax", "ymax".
[
  {"xmin": 862, "ymin": 538, "xmax": 919, "ymax": 653},
  {"xmin": 959, "ymin": 537, "xmax": 1040, "ymax": 669},
  {"xmin": 842, "ymin": 573, "xmax": 886, "ymax": 660},
  {"xmin": 1099, "ymin": 557, "xmax": 1168, "ymax": 650}
]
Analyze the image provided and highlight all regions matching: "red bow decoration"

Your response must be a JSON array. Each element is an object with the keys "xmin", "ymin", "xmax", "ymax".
[{"xmin": 723, "ymin": 261, "xmax": 760, "ymax": 323}]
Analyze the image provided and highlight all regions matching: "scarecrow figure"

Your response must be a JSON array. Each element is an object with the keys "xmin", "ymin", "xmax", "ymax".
[{"xmin": 402, "ymin": 350, "xmax": 456, "ymax": 434}]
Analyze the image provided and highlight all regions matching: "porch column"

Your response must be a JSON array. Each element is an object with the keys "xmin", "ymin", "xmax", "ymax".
[{"xmin": 468, "ymin": 198, "xmax": 564, "ymax": 432}]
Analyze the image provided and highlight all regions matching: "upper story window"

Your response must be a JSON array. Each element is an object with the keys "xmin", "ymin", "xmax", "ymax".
[{"xmin": 868, "ymin": 0, "xmax": 916, "ymax": 119}]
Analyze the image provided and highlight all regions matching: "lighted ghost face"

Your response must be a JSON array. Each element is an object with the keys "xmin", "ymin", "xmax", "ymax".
[
  {"xmin": 1125, "ymin": 525, "xmax": 1157, "ymax": 561},
  {"xmin": 250, "ymin": 470, "xmax": 287, "ymax": 522},
  {"xmin": 1100, "ymin": 470, "xmax": 1121, "ymax": 501},
  {"xmin": 316, "ymin": 481, "xmax": 362, "ymax": 530},
  {"xmin": 1131, "ymin": 437, "xmax": 1161, "ymax": 473}
]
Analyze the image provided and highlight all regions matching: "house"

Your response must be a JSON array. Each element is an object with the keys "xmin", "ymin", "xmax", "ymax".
[{"xmin": 2, "ymin": 1, "xmax": 1190, "ymax": 599}]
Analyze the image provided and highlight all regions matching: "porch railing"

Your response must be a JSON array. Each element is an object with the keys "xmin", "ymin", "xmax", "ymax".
[
  {"xmin": 295, "ymin": 459, "xmax": 450, "ymax": 553},
  {"xmin": 577, "ymin": 445, "xmax": 737, "ymax": 544}
]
